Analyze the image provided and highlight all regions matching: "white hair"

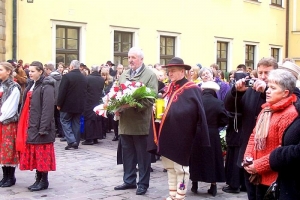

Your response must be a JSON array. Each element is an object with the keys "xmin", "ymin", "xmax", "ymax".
[
  {"xmin": 70, "ymin": 60, "xmax": 80, "ymax": 69},
  {"xmin": 128, "ymin": 47, "xmax": 144, "ymax": 59},
  {"xmin": 91, "ymin": 65, "xmax": 99, "ymax": 72}
]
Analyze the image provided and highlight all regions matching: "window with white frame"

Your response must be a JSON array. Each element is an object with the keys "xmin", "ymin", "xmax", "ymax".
[
  {"xmin": 245, "ymin": 45, "xmax": 256, "ymax": 69},
  {"xmin": 160, "ymin": 36, "xmax": 175, "ymax": 65},
  {"xmin": 114, "ymin": 31, "xmax": 133, "ymax": 66},
  {"xmin": 110, "ymin": 26, "xmax": 138, "ymax": 67},
  {"xmin": 214, "ymin": 37, "xmax": 232, "ymax": 72},
  {"xmin": 217, "ymin": 41, "xmax": 228, "ymax": 71},
  {"xmin": 271, "ymin": 0, "xmax": 282, "ymax": 7},
  {"xmin": 271, "ymin": 47, "xmax": 280, "ymax": 62},
  {"xmin": 56, "ymin": 26, "xmax": 80, "ymax": 65},
  {"xmin": 51, "ymin": 20, "xmax": 86, "ymax": 66}
]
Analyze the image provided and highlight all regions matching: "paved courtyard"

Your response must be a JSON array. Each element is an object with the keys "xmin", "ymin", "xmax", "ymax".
[{"xmin": 0, "ymin": 133, "xmax": 248, "ymax": 200}]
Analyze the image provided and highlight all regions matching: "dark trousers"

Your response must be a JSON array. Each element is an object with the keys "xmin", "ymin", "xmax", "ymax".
[
  {"xmin": 244, "ymin": 170, "xmax": 269, "ymax": 200},
  {"xmin": 120, "ymin": 135, "xmax": 151, "ymax": 188},
  {"xmin": 54, "ymin": 106, "xmax": 64, "ymax": 137},
  {"xmin": 225, "ymin": 146, "xmax": 245, "ymax": 188},
  {"xmin": 60, "ymin": 112, "xmax": 81, "ymax": 145},
  {"xmin": 113, "ymin": 120, "xmax": 119, "ymax": 137}
]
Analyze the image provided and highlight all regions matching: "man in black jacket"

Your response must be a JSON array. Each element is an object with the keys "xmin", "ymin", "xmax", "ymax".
[
  {"xmin": 57, "ymin": 60, "xmax": 87, "ymax": 150},
  {"xmin": 223, "ymin": 57, "xmax": 278, "ymax": 200}
]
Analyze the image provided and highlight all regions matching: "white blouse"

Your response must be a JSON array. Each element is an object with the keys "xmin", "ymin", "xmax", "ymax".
[{"xmin": 0, "ymin": 86, "xmax": 20, "ymax": 122}]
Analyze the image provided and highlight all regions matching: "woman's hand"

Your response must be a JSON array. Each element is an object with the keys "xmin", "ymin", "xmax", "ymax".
[{"xmin": 244, "ymin": 164, "xmax": 257, "ymax": 174}]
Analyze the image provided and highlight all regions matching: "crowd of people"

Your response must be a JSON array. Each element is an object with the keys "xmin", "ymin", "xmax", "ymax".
[{"xmin": 0, "ymin": 49, "xmax": 300, "ymax": 200}]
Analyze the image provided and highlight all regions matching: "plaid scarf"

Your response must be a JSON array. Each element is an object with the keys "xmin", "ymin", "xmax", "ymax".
[{"xmin": 255, "ymin": 107, "xmax": 272, "ymax": 150}]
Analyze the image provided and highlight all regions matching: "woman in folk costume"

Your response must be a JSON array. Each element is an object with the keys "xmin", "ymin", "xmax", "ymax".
[
  {"xmin": 0, "ymin": 62, "xmax": 21, "ymax": 187},
  {"xmin": 243, "ymin": 69, "xmax": 299, "ymax": 199},
  {"xmin": 189, "ymin": 81, "xmax": 228, "ymax": 196},
  {"xmin": 149, "ymin": 57, "xmax": 210, "ymax": 200},
  {"xmin": 17, "ymin": 61, "xmax": 56, "ymax": 191}
]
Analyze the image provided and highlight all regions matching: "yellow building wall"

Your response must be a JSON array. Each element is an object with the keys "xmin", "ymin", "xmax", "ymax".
[
  {"xmin": 289, "ymin": 0, "xmax": 300, "ymax": 66},
  {"xmin": 4, "ymin": 0, "xmax": 12, "ymax": 60},
  {"xmin": 5, "ymin": 0, "xmax": 287, "ymax": 71}
]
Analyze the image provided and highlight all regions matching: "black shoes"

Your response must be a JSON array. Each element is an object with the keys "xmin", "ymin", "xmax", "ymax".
[
  {"xmin": 112, "ymin": 136, "xmax": 119, "ymax": 141},
  {"xmin": 136, "ymin": 187, "xmax": 147, "ymax": 195},
  {"xmin": 191, "ymin": 181, "xmax": 198, "ymax": 194},
  {"xmin": 30, "ymin": 172, "xmax": 49, "ymax": 191},
  {"xmin": 81, "ymin": 140, "xmax": 94, "ymax": 145},
  {"xmin": 222, "ymin": 185, "xmax": 240, "ymax": 193},
  {"xmin": 65, "ymin": 142, "xmax": 78, "ymax": 150},
  {"xmin": 28, "ymin": 170, "xmax": 42, "ymax": 190},
  {"xmin": 93, "ymin": 139, "xmax": 99, "ymax": 144},
  {"xmin": 1, "ymin": 167, "xmax": 16, "ymax": 187},
  {"xmin": 208, "ymin": 184, "xmax": 217, "ymax": 197},
  {"xmin": 114, "ymin": 183, "xmax": 137, "ymax": 190}
]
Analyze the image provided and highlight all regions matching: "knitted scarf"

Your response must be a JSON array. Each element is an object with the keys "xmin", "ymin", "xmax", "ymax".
[{"xmin": 255, "ymin": 94, "xmax": 297, "ymax": 150}]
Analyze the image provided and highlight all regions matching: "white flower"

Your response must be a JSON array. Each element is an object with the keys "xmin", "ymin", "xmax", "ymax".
[
  {"xmin": 123, "ymin": 88, "xmax": 133, "ymax": 95},
  {"xmin": 116, "ymin": 91, "xmax": 123, "ymax": 100},
  {"xmin": 124, "ymin": 81, "xmax": 131, "ymax": 87},
  {"xmin": 146, "ymin": 87, "xmax": 151, "ymax": 93},
  {"xmin": 135, "ymin": 82, "xmax": 141, "ymax": 87}
]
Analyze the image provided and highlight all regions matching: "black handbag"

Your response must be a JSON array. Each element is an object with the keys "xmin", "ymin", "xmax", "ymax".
[{"xmin": 263, "ymin": 181, "xmax": 279, "ymax": 200}]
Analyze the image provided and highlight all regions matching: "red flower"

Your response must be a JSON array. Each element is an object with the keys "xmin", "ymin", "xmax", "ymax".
[
  {"xmin": 96, "ymin": 110, "xmax": 99, "ymax": 115},
  {"xmin": 131, "ymin": 81, "xmax": 136, "ymax": 87},
  {"xmin": 114, "ymin": 86, "xmax": 119, "ymax": 92},
  {"xmin": 120, "ymin": 84, "xmax": 127, "ymax": 90}
]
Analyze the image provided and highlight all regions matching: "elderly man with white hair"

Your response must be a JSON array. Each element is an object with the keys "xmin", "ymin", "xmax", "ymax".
[
  {"xmin": 57, "ymin": 60, "xmax": 87, "ymax": 150},
  {"xmin": 113, "ymin": 47, "xmax": 158, "ymax": 196},
  {"xmin": 81, "ymin": 65, "xmax": 105, "ymax": 145}
]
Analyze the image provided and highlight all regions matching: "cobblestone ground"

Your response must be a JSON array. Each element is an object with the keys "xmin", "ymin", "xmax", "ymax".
[{"xmin": 0, "ymin": 133, "xmax": 248, "ymax": 200}]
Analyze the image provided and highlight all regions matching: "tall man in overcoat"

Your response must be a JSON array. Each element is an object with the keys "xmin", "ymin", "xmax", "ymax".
[
  {"xmin": 113, "ymin": 47, "xmax": 158, "ymax": 196},
  {"xmin": 57, "ymin": 60, "xmax": 87, "ymax": 150}
]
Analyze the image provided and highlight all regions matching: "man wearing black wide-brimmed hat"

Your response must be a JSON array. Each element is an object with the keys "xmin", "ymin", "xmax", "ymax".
[{"xmin": 148, "ymin": 57, "xmax": 210, "ymax": 200}]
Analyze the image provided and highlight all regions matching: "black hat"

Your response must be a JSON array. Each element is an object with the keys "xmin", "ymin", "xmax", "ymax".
[
  {"xmin": 7, "ymin": 60, "xmax": 17, "ymax": 67},
  {"xmin": 162, "ymin": 57, "xmax": 191, "ymax": 70},
  {"xmin": 106, "ymin": 61, "xmax": 115, "ymax": 66}
]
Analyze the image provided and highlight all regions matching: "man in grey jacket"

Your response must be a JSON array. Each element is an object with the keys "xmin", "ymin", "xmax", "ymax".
[
  {"xmin": 44, "ymin": 62, "xmax": 64, "ymax": 139},
  {"xmin": 113, "ymin": 47, "xmax": 158, "ymax": 195}
]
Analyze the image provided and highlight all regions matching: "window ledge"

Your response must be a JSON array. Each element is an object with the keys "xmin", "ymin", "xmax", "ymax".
[
  {"xmin": 243, "ymin": 0, "xmax": 261, "ymax": 5},
  {"xmin": 292, "ymin": 31, "xmax": 300, "ymax": 34},
  {"xmin": 269, "ymin": 4, "xmax": 284, "ymax": 10}
]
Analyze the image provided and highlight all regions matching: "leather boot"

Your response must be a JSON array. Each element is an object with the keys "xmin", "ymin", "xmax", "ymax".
[
  {"xmin": 30, "ymin": 172, "xmax": 49, "ymax": 191},
  {"xmin": 0, "ymin": 167, "xmax": 8, "ymax": 187},
  {"xmin": 1, "ymin": 167, "xmax": 16, "ymax": 187},
  {"xmin": 28, "ymin": 170, "xmax": 42, "ymax": 190},
  {"xmin": 207, "ymin": 183, "xmax": 217, "ymax": 196},
  {"xmin": 191, "ymin": 181, "xmax": 198, "ymax": 193}
]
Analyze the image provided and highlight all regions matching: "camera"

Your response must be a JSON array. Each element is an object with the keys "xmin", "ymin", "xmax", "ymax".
[
  {"xmin": 245, "ymin": 79, "xmax": 256, "ymax": 87},
  {"xmin": 241, "ymin": 157, "xmax": 253, "ymax": 167}
]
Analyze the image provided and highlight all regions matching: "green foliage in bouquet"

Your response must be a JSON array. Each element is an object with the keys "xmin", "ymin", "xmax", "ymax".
[{"xmin": 106, "ymin": 85, "xmax": 156, "ymax": 113}]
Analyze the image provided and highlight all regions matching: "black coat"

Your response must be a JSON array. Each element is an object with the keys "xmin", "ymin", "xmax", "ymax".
[
  {"xmin": 224, "ymin": 87, "xmax": 268, "ymax": 166},
  {"xmin": 151, "ymin": 78, "xmax": 210, "ymax": 166},
  {"xmin": 83, "ymin": 72, "xmax": 104, "ymax": 119},
  {"xmin": 22, "ymin": 76, "xmax": 56, "ymax": 144},
  {"xmin": 269, "ymin": 116, "xmax": 300, "ymax": 200},
  {"xmin": 57, "ymin": 69, "xmax": 87, "ymax": 114},
  {"xmin": 190, "ymin": 89, "xmax": 228, "ymax": 182}
]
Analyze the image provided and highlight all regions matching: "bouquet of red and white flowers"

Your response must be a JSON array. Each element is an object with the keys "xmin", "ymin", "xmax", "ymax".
[{"xmin": 93, "ymin": 81, "xmax": 156, "ymax": 117}]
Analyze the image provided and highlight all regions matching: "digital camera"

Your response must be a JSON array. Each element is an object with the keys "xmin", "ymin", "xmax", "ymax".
[{"xmin": 245, "ymin": 79, "xmax": 256, "ymax": 87}]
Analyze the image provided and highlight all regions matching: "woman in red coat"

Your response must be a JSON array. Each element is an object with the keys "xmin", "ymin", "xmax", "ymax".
[{"xmin": 243, "ymin": 69, "xmax": 298, "ymax": 199}]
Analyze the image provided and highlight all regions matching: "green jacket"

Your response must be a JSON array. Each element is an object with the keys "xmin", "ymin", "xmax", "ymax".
[{"xmin": 118, "ymin": 64, "xmax": 158, "ymax": 135}]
